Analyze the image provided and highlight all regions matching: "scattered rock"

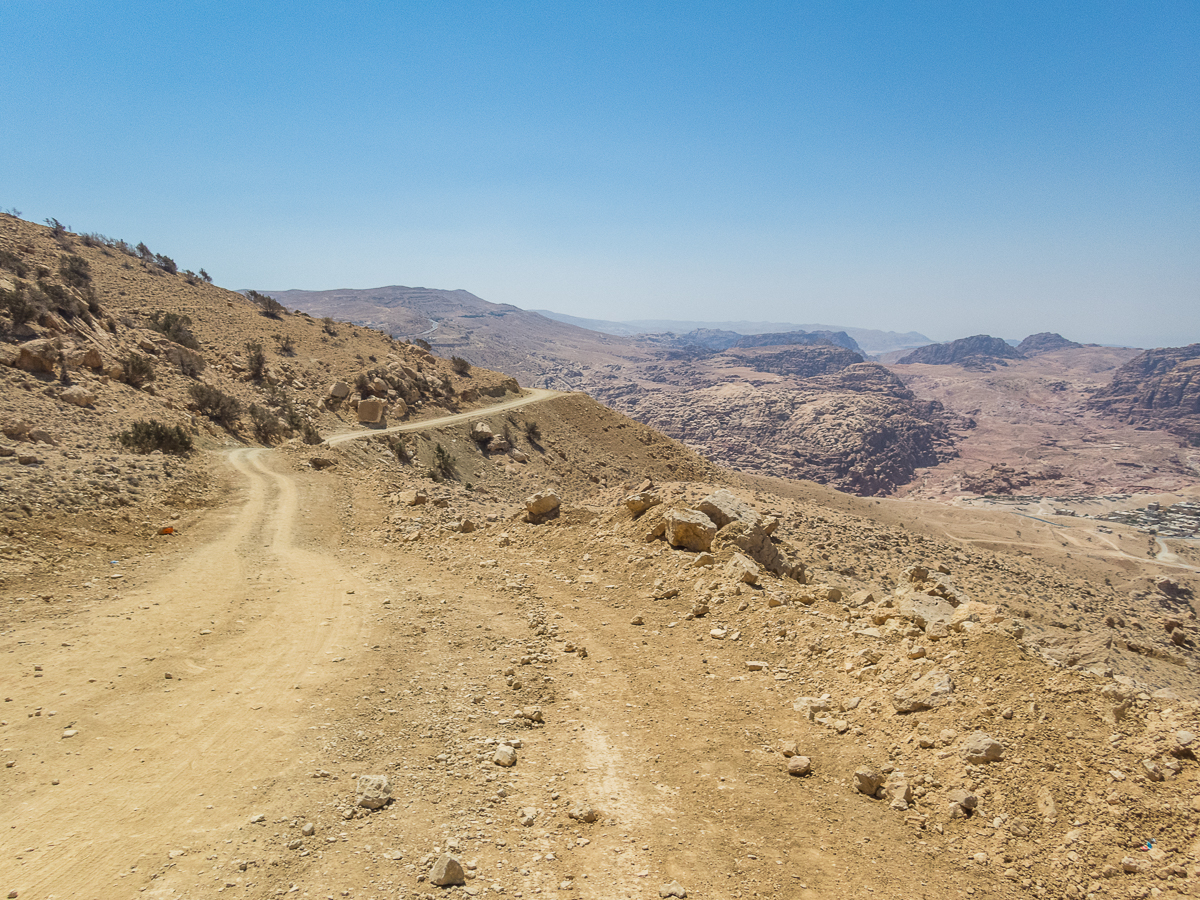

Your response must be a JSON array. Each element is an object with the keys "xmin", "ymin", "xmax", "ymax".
[
  {"xmin": 355, "ymin": 774, "xmax": 391, "ymax": 809},
  {"xmin": 493, "ymin": 744, "xmax": 517, "ymax": 767},
  {"xmin": 659, "ymin": 881, "xmax": 687, "ymax": 899},
  {"xmin": 854, "ymin": 768, "xmax": 884, "ymax": 796},
  {"xmin": 891, "ymin": 671, "xmax": 954, "ymax": 713},
  {"xmin": 664, "ymin": 509, "xmax": 716, "ymax": 552},
  {"xmin": 518, "ymin": 807, "xmax": 538, "ymax": 827},
  {"xmin": 787, "ymin": 756, "xmax": 812, "ymax": 777},
  {"xmin": 624, "ymin": 492, "xmax": 662, "ymax": 516},
  {"xmin": 568, "ymin": 804, "xmax": 600, "ymax": 823},
  {"xmin": 357, "ymin": 398, "xmax": 385, "ymax": 424},
  {"xmin": 962, "ymin": 731, "xmax": 1004, "ymax": 764},
  {"xmin": 430, "ymin": 854, "xmax": 466, "ymax": 887},
  {"xmin": 525, "ymin": 490, "xmax": 561, "ymax": 524},
  {"xmin": 60, "ymin": 385, "xmax": 95, "ymax": 407}
]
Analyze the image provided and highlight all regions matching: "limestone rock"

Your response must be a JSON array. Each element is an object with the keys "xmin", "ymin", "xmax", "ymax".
[
  {"xmin": 854, "ymin": 768, "xmax": 884, "ymax": 796},
  {"xmin": 568, "ymin": 804, "xmax": 600, "ymax": 823},
  {"xmin": 398, "ymin": 489, "xmax": 427, "ymax": 506},
  {"xmin": 787, "ymin": 755, "xmax": 812, "ymax": 776},
  {"xmin": 518, "ymin": 807, "xmax": 538, "ymax": 827},
  {"xmin": 525, "ymin": 490, "xmax": 561, "ymax": 524},
  {"xmin": 328, "ymin": 381, "xmax": 351, "ymax": 399},
  {"xmin": 659, "ymin": 882, "xmax": 687, "ymax": 899},
  {"xmin": 355, "ymin": 774, "xmax": 391, "ymax": 809},
  {"xmin": 793, "ymin": 695, "xmax": 832, "ymax": 720},
  {"xmin": 891, "ymin": 671, "xmax": 954, "ymax": 713},
  {"xmin": 15, "ymin": 339, "xmax": 59, "ymax": 374},
  {"xmin": 697, "ymin": 489, "xmax": 761, "ymax": 529},
  {"xmin": 471, "ymin": 421, "xmax": 494, "ymax": 443},
  {"xmin": 624, "ymin": 491, "xmax": 662, "ymax": 516},
  {"xmin": 962, "ymin": 731, "xmax": 1004, "ymax": 764},
  {"xmin": 430, "ymin": 854, "xmax": 466, "ymax": 886},
  {"xmin": 357, "ymin": 398, "xmax": 385, "ymax": 424},
  {"xmin": 493, "ymin": 744, "xmax": 517, "ymax": 767},
  {"xmin": 664, "ymin": 509, "xmax": 716, "ymax": 552},
  {"xmin": 60, "ymin": 385, "xmax": 95, "ymax": 407},
  {"xmin": 725, "ymin": 552, "xmax": 759, "ymax": 584}
]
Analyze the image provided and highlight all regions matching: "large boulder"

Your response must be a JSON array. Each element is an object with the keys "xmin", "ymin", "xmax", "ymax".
[
  {"xmin": 357, "ymin": 398, "xmax": 385, "ymax": 424},
  {"xmin": 15, "ymin": 339, "xmax": 59, "ymax": 374},
  {"xmin": 471, "ymin": 421, "xmax": 495, "ymax": 443},
  {"xmin": 68, "ymin": 346, "xmax": 104, "ymax": 370},
  {"xmin": 328, "ymin": 381, "xmax": 351, "ymax": 399},
  {"xmin": 525, "ymin": 490, "xmax": 561, "ymax": 524},
  {"xmin": 665, "ymin": 509, "xmax": 716, "ymax": 552},
  {"xmin": 430, "ymin": 854, "xmax": 466, "ymax": 886},
  {"xmin": 698, "ymin": 489, "xmax": 761, "ymax": 529},
  {"xmin": 962, "ymin": 731, "xmax": 1004, "ymax": 763},
  {"xmin": 60, "ymin": 385, "xmax": 95, "ymax": 407}
]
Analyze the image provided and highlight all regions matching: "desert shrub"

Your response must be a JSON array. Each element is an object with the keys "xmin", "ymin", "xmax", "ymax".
[
  {"xmin": 524, "ymin": 420, "xmax": 541, "ymax": 442},
  {"xmin": 247, "ymin": 290, "xmax": 285, "ymax": 318},
  {"xmin": 136, "ymin": 242, "xmax": 153, "ymax": 261},
  {"xmin": 414, "ymin": 338, "xmax": 432, "ymax": 351},
  {"xmin": 451, "ymin": 355, "xmax": 471, "ymax": 375},
  {"xmin": 199, "ymin": 268, "xmax": 212, "ymax": 283},
  {"xmin": 2, "ymin": 284, "xmax": 38, "ymax": 327},
  {"xmin": 391, "ymin": 437, "xmax": 412, "ymax": 464},
  {"xmin": 117, "ymin": 419, "xmax": 193, "ymax": 455},
  {"xmin": 249, "ymin": 404, "xmax": 285, "ymax": 443},
  {"xmin": 189, "ymin": 382, "xmax": 241, "ymax": 425},
  {"xmin": 300, "ymin": 421, "xmax": 323, "ymax": 445},
  {"xmin": 121, "ymin": 352, "xmax": 155, "ymax": 388},
  {"xmin": 354, "ymin": 372, "xmax": 371, "ymax": 395},
  {"xmin": 433, "ymin": 443, "xmax": 456, "ymax": 479},
  {"xmin": 0, "ymin": 248, "xmax": 29, "ymax": 278},
  {"xmin": 322, "ymin": 316, "xmax": 337, "ymax": 335},
  {"xmin": 274, "ymin": 332, "xmax": 296, "ymax": 355},
  {"xmin": 244, "ymin": 340, "xmax": 266, "ymax": 380},
  {"xmin": 59, "ymin": 254, "xmax": 91, "ymax": 287},
  {"xmin": 148, "ymin": 311, "xmax": 200, "ymax": 349},
  {"xmin": 154, "ymin": 253, "xmax": 177, "ymax": 274}
]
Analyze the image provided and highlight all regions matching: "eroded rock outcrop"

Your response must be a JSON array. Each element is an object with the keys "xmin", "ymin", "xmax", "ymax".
[{"xmin": 1087, "ymin": 343, "xmax": 1200, "ymax": 444}]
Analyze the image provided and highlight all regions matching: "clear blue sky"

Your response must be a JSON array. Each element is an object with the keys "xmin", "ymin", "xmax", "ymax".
[{"xmin": 2, "ymin": 1, "xmax": 1197, "ymax": 347}]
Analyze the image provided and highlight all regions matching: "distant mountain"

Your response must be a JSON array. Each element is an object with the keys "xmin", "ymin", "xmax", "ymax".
[
  {"xmin": 897, "ymin": 334, "xmax": 1026, "ymax": 368},
  {"xmin": 533, "ymin": 311, "xmax": 930, "ymax": 353},
  {"xmin": 1018, "ymin": 332, "xmax": 1084, "ymax": 355},
  {"xmin": 1087, "ymin": 344, "xmax": 1200, "ymax": 444},
  {"xmin": 733, "ymin": 330, "xmax": 862, "ymax": 354},
  {"xmin": 640, "ymin": 328, "xmax": 863, "ymax": 354}
]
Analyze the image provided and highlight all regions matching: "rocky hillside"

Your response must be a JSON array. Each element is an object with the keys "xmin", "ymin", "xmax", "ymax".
[
  {"xmin": 1088, "ymin": 344, "xmax": 1200, "ymax": 444},
  {"xmin": 899, "ymin": 334, "xmax": 1026, "ymax": 368},
  {"xmin": 1017, "ymin": 332, "xmax": 1085, "ymax": 355},
  {"xmin": 266, "ymin": 286, "xmax": 954, "ymax": 495}
]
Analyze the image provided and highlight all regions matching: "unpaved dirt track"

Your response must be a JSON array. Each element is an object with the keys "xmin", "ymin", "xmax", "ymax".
[
  {"xmin": 1, "ymin": 448, "xmax": 377, "ymax": 897},
  {"xmin": 323, "ymin": 389, "xmax": 560, "ymax": 446}
]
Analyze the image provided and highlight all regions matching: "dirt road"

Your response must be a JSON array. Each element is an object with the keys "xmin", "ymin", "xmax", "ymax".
[{"xmin": 323, "ymin": 389, "xmax": 560, "ymax": 447}]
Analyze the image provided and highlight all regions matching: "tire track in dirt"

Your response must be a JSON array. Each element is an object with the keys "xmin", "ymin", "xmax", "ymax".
[{"xmin": 0, "ymin": 449, "xmax": 372, "ymax": 898}]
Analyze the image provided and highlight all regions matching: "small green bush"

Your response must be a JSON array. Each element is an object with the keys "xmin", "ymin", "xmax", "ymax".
[
  {"xmin": 249, "ymin": 404, "xmax": 285, "ymax": 443},
  {"xmin": 244, "ymin": 341, "xmax": 266, "ymax": 380},
  {"xmin": 524, "ymin": 420, "xmax": 541, "ymax": 442},
  {"xmin": 121, "ymin": 352, "xmax": 155, "ymax": 388},
  {"xmin": 148, "ymin": 311, "xmax": 200, "ymax": 349},
  {"xmin": 117, "ymin": 420, "xmax": 193, "ymax": 454},
  {"xmin": 189, "ymin": 382, "xmax": 241, "ymax": 425},
  {"xmin": 434, "ymin": 443, "xmax": 456, "ymax": 479},
  {"xmin": 154, "ymin": 253, "xmax": 177, "ymax": 274},
  {"xmin": 59, "ymin": 254, "xmax": 91, "ymax": 287},
  {"xmin": 451, "ymin": 356, "xmax": 471, "ymax": 375},
  {"xmin": 2, "ymin": 284, "xmax": 38, "ymax": 327},
  {"xmin": 247, "ymin": 290, "xmax": 285, "ymax": 318}
]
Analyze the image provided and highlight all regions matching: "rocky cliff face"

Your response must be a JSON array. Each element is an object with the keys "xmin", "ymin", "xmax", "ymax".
[
  {"xmin": 1087, "ymin": 344, "xmax": 1200, "ymax": 444},
  {"xmin": 589, "ymin": 350, "xmax": 957, "ymax": 496},
  {"xmin": 898, "ymin": 334, "xmax": 1025, "ymax": 368}
]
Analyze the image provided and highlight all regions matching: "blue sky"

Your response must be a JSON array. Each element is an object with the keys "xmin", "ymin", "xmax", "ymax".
[{"xmin": 2, "ymin": 1, "xmax": 1197, "ymax": 347}]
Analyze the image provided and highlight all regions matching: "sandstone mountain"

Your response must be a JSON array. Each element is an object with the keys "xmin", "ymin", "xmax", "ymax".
[
  {"xmin": 898, "ymin": 333, "xmax": 1026, "ymax": 368},
  {"xmin": 2, "ymin": 215, "xmax": 1200, "ymax": 900},
  {"xmin": 1088, "ymin": 343, "xmax": 1200, "ymax": 444},
  {"xmin": 1017, "ymin": 332, "xmax": 1085, "ymax": 355}
]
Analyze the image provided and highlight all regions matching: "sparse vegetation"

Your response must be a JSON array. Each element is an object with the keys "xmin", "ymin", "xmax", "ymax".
[
  {"xmin": 247, "ymin": 290, "xmax": 285, "ymax": 318},
  {"xmin": 433, "ymin": 443, "xmax": 456, "ymax": 480},
  {"xmin": 451, "ymin": 355, "xmax": 471, "ymax": 375},
  {"xmin": 1, "ymin": 283, "xmax": 38, "ymax": 328},
  {"xmin": 154, "ymin": 253, "xmax": 177, "ymax": 275},
  {"xmin": 199, "ymin": 268, "xmax": 212, "ymax": 283},
  {"xmin": 189, "ymin": 383, "xmax": 242, "ymax": 425},
  {"xmin": 274, "ymin": 332, "xmax": 296, "ymax": 355},
  {"xmin": 58, "ymin": 254, "xmax": 91, "ymax": 288},
  {"xmin": 148, "ymin": 311, "xmax": 201, "ymax": 349},
  {"xmin": 414, "ymin": 338, "xmax": 432, "ymax": 352},
  {"xmin": 0, "ymin": 248, "xmax": 30, "ymax": 278},
  {"xmin": 249, "ymin": 404, "xmax": 286, "ymax": 443},
  {"xmin": 244, "ymin": 341, "xmax": 266, "ymax": 381},
  {"xmin": 300, "ymin": 421, "xmax": 323, "ymax": 445},
  {"xmin": 120, "ymin": 352, "xmax": 155, "ymax": 389},
  {"xmin": 117, "ymin": 419, "xmax": 193, "ymax": 455},
  {"xmin": 322, "ymin": 316, "xmax": 337, "ymax": 336},
  {"xmin": 524, "ymin": 420, "xmax": 541, "ymax": 442}
]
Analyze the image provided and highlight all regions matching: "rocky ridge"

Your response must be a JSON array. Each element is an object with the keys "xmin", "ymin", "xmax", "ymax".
[
  {"xmin": 899, "ymin": 334, "xmax": 1027, "ymax": 369},
  {"xmin": 1087, "ymin": 344, "xmax": 1200, "ymax": 445}
]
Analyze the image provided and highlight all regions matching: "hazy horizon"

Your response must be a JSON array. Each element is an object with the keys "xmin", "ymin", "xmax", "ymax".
[{"xmin": 3, "ymin": 3, "xmax": 1196, "ymax": 349}]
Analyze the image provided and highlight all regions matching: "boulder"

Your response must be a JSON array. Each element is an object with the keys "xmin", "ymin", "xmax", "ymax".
[
  {"xmin": 624, "ymin": 491, "xmax": 662, "ymax": 516},
  {"xmin": 892, "ymin": 670, "xmax": 954, "ymax": 713},
  {"xmin": 792, "ymin": 695, "xmax": 832, "ymax": 720},
  {"xmin": 493, "ymin": 744, "xmax": 517, "ymax": 767},
  {"xmin": 665, "ymin": 509, "xmax": 716, "ymax": 552},
  {"xmin": 15, "ymin": 339, "xmax": 59, "ymax": 374},
  {"xmin": 697, "ymin": 488, "xmax": 761, "ymax": 529},
  {"xmin": 397, "ymin": 489, "xmax": 427, "ymax": 506},
  {"xmin": 390, "ymin": 397, "xmax": 408, "ymax": 418},
  {"xmin": 895, "ymin": 594, "xmax": 956, "ymax": 631},
  {"xmin": 725, "ymin": 552, "xmax": 760, "ymax": 584},
  {"xmin": 787, "ymin": 755, "xmax": 812, "ymax": 777},
  {"xmin": 328, "ymin": 381, "xmax": 351, "ymax": 399},
  {"xmin": 568, "ymin": 804, "xmax": 600, "ymax": 823},
  {"xmin": 430, "ymin": 854, "xmax": 466, "ymax": 887},
  {"xmin": 370, "ymin": 377, "xmax": 388, "ymax": 395},
  {"xmin": 524, "ymin": 490, "xmax": 561, "ymax": 524},
  {"xmin": 355, "ymin": 774, "xmax": 391, "ymax": 809},
  {"xmin": 357, "ymin": 398, "xmax": 385, "ymax": 424},
  {"xmin": 68, "ymin": 347, "xmax": 104, "ymax": 370},
  {"xmin": 854, "ymin": 768, "xmax": 884, "ymax": 796},
  {"xmin": 471, "ymin": 421, "xmax": 494, "ymax": 443},
  {"xmin": 60, "ymin": 385, "xmax": 95, "ymax": 407},
  {"xmin": 962, "ymin": 731, "xmax": 1004, "ymax": 763}
]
